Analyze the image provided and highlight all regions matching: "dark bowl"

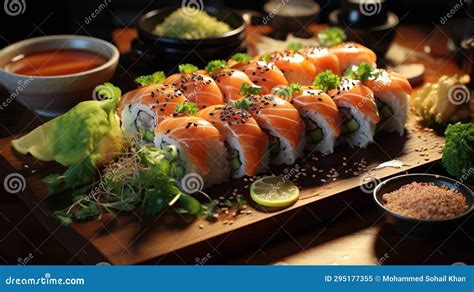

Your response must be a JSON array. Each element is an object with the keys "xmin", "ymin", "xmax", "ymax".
[
  {"xmin": 373, "ymin": 174, "xmax": 473, "ymax": 239},
  {"xmin": 133, "ymin": 6, "xmax": 246, "ymax": 74},
  {"xmin": 263, "ymin": 1, "xmax": 320, "ymax": 40},
  {"xmin": 329, "ymin": 9, "xmax": 399, "ymax": 58}
]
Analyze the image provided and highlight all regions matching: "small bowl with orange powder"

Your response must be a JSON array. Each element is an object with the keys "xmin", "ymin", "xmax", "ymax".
[{"xmin": 373, "ymin": 174, "xmax": 473, "ymax": 238}]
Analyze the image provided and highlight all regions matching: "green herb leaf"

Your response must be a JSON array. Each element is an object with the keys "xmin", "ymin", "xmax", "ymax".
[
  {"xmin": 134, "ymin": 71, "xmax": 166, "ymax": 86},
  {"xmin": 177, "ymin": 194, "xmax": 202, "ymax": 215},
  {"xmin": 317, "ymin": 27, "xmax": 346, "ymax": 47},
  {"xmin": 231, "ymin": 98, "xmax": 253, "ymax": 110},
  {"xmin": 231, "ymin": 53, "xmax": 251, "ymax": 62},
  {"xmin": 313, "ymin": 70, "xmax": 341, "ymax": 92},
  {"xmin": 43, "ymin": 156, "xmax": 96, "ymax": 196},
  {"xmin": 73, "ymin": 203, "xmax": 100, "ymax": 220},
  {"xmin": 54, "ymin": 211, "xmax": 73, "ymax": 226},
  {"xmin": 287, "ymin": 42, "xmax": 302, "ymax": 51},
  {"xmin": 344, "ymin": 62, "xmax": 380, "ymax": 82},
  {"xmin": 175, "ymin": 101, "xmax": 199, "ymax": 115},
  {"xmin": 236, "ymin": 194, "xmax": 247, "ymax": 209},
  {"xmin": 272, "ymin": 83, "xmax": 302, "ymax": 99},
  {"xmin": 179, "ymin": 63, "xmax": 198, "ymax": 74},
  {"xmin": 205, "ymin": 60, "xmax": 227, "ymax": 74},
  {"xmin": 239, "ymin": 82, "xmax": 262, "ymax": 95},
  {"xmin": 259, "ymin": 55, "xmax": 272, "ymax": 64}
]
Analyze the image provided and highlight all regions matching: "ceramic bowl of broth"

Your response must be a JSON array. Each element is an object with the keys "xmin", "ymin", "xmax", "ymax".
[{"xmin": 0, "ymin": 35, "xmax": 119, "ymax": 117}]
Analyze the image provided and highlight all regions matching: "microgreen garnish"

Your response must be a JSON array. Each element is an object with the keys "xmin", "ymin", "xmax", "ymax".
[
  {"xmin": 231, "ymin": 98, "xmax": 253, "ymax": 110},
  {"xmin": 175, "ymin": 101, "xmax": 199, "ymax": 115},
  {"xmin": 239, "ymin": 82, "xmax": 262, "ymax": 95},
  {"xmin": 343, "ymin": 62, "xmax": 381, "ymax": 82},
  {"xmin": 287, "ymin": 42, "xmax": 302, "ymax": 52},
  {"xmin": 205, "ymin": 60, "xmax": 227, "ymax": 74},
  {"xmin": 179, "ymin": 63, "xmax": 198, "ymax": 74},
  {"xmin": 317, "ymin": 27, "xmax": 347, "ymax": 47},
  {"xmin": 313, "ymin": 70, "xmax": 341, "ymax": 92},
  {"xmin": 259, "ymin": 54, "xmax": 272, "ymax": 64},
  {"xmin": 47, "ymin": 139, "xmax": 204, "ymax": 225},
  {"xmin": 134, "ymin": 71, "xmax": 166, "ymax": 86},
  {"xmin": 273, "ymin": 83, "xmax": 302, "ymax": 99},
  {"xmin": 231, "ymin": 53, "xmax": 252, "ymax": 62}
]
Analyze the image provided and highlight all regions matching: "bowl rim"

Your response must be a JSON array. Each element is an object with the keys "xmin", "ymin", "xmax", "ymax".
[
  {"xmin": 0, "ymin": 35, "xmax": 119, "ymax": 80},
  {"xmin": 137, "ymin": 6, "xmax": 246, "ymax": 44},
  {"xmin": 329, "ymin": 9, "xmax": 399, "ymax": 31},
  {"xmin": 263, "ymin": 1, "xmax": 320, "ymax": 17},
  {"xmin": 373, "ymin": 173, "xmax": 474, "ymax": 223}
]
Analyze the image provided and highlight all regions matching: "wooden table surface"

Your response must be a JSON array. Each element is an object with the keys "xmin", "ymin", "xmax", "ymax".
[{"xmin": 0, "ymin": 24, "xmax": 472, "ymax": 265}]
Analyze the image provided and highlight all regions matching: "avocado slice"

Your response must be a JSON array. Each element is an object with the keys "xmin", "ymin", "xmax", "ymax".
[
  {"xmin": 230, "ymin": 156, "xmax": 241, "ymax": 170},
  {"xmin": 310, "ymin": 128, "xmax": 323, "ymax": 142},
  {"xmin": 346, "ymin": 119, "xmax": 359, "ymax": 132}
]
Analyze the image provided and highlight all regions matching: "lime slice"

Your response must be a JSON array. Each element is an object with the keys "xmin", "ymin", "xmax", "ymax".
[
  {"xmin": 11, "ymin": 119, "xmax": 55, "ymax": 161},
  {"xmin": 250, "ymin": 176, "xmax": 300, "ymax": 208}
]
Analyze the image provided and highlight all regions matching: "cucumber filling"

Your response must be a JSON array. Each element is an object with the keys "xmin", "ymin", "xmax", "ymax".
[
  {"xmin": 339, "ymin": 108, "xmax": 359, "ymax": 134},
  {"xmin": 306, "ymin": 127, "xmax": 324, "ymax": 144},
  {"xmin": 226, "ymin": 144, "xmax": 242, "ymax": 172},
  {"xmin": 161, "ymin": 143, "xmax": 185, "ymax": 180},
  {"xmin": 268, "ymin": 135, "xmax": 281, "ymax": 158},
  {"xmin": 376, "ymin": 100, "xmax": 394, "ymax": 122},
  {"xmin": 135, "ymin": 110, "xmax": 155, "ymax": 142}
]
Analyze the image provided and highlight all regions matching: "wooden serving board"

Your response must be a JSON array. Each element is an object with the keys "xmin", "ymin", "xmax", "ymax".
[{"xmin": 0, "ymin": 113, "xmax": 445, "ymax": 264}]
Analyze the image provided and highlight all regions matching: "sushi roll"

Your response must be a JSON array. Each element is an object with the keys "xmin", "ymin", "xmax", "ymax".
[
  {"xmin": 275, "ymin": 84, "xmax": 341, "ymax": 155},
  {"xmin": 259, "ymin": 51, "xmax": 317, "ymax": 86},
  {"xmin": 328, "ymin": 78, "xmax": 380, "ymax": 148},
  {"xmin": 118, "ymin": 84, "xmax": 187, "ymax": 142},
  {"xmin": 364, "ymin": 69, "xmax": 412, "ymax": 135},
  {"xmin": 163, "ymin": 64, "xmax": 224, "ymax": 109},
  {"xmin": 229, "ymin": 56, "xmax": 288, "ymax": 94},
  {"xmin": 205, "ymin": 60, "xmax": 255, "ymax": 103},
  {"xmin": 154, "ymin": 116, "xmax": 230, "ymax": 189},
  {"xmin": 244, "ymin": 94, "xmax": 305, "ymax": 165},
  {"xmin": 330, "ymin": 42, "xmax": 377, "ymax": 72},
  {"xmin": 299, "ymin": 46, "xmax": 341, "ymax": 76},
  {"xmin": 197, "ymin": 104, "xmax": 269, "ymax": 178}
]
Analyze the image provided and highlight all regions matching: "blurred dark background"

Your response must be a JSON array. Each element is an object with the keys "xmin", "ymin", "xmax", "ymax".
[{"xmin": 0, "ymin": 0, "xmax": 472, "ymax": 48}]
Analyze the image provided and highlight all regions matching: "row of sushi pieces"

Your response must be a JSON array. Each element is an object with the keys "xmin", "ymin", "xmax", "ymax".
[{"xmin": 118, "ymin": 43, "xmax": 412, "ymax": 189}]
